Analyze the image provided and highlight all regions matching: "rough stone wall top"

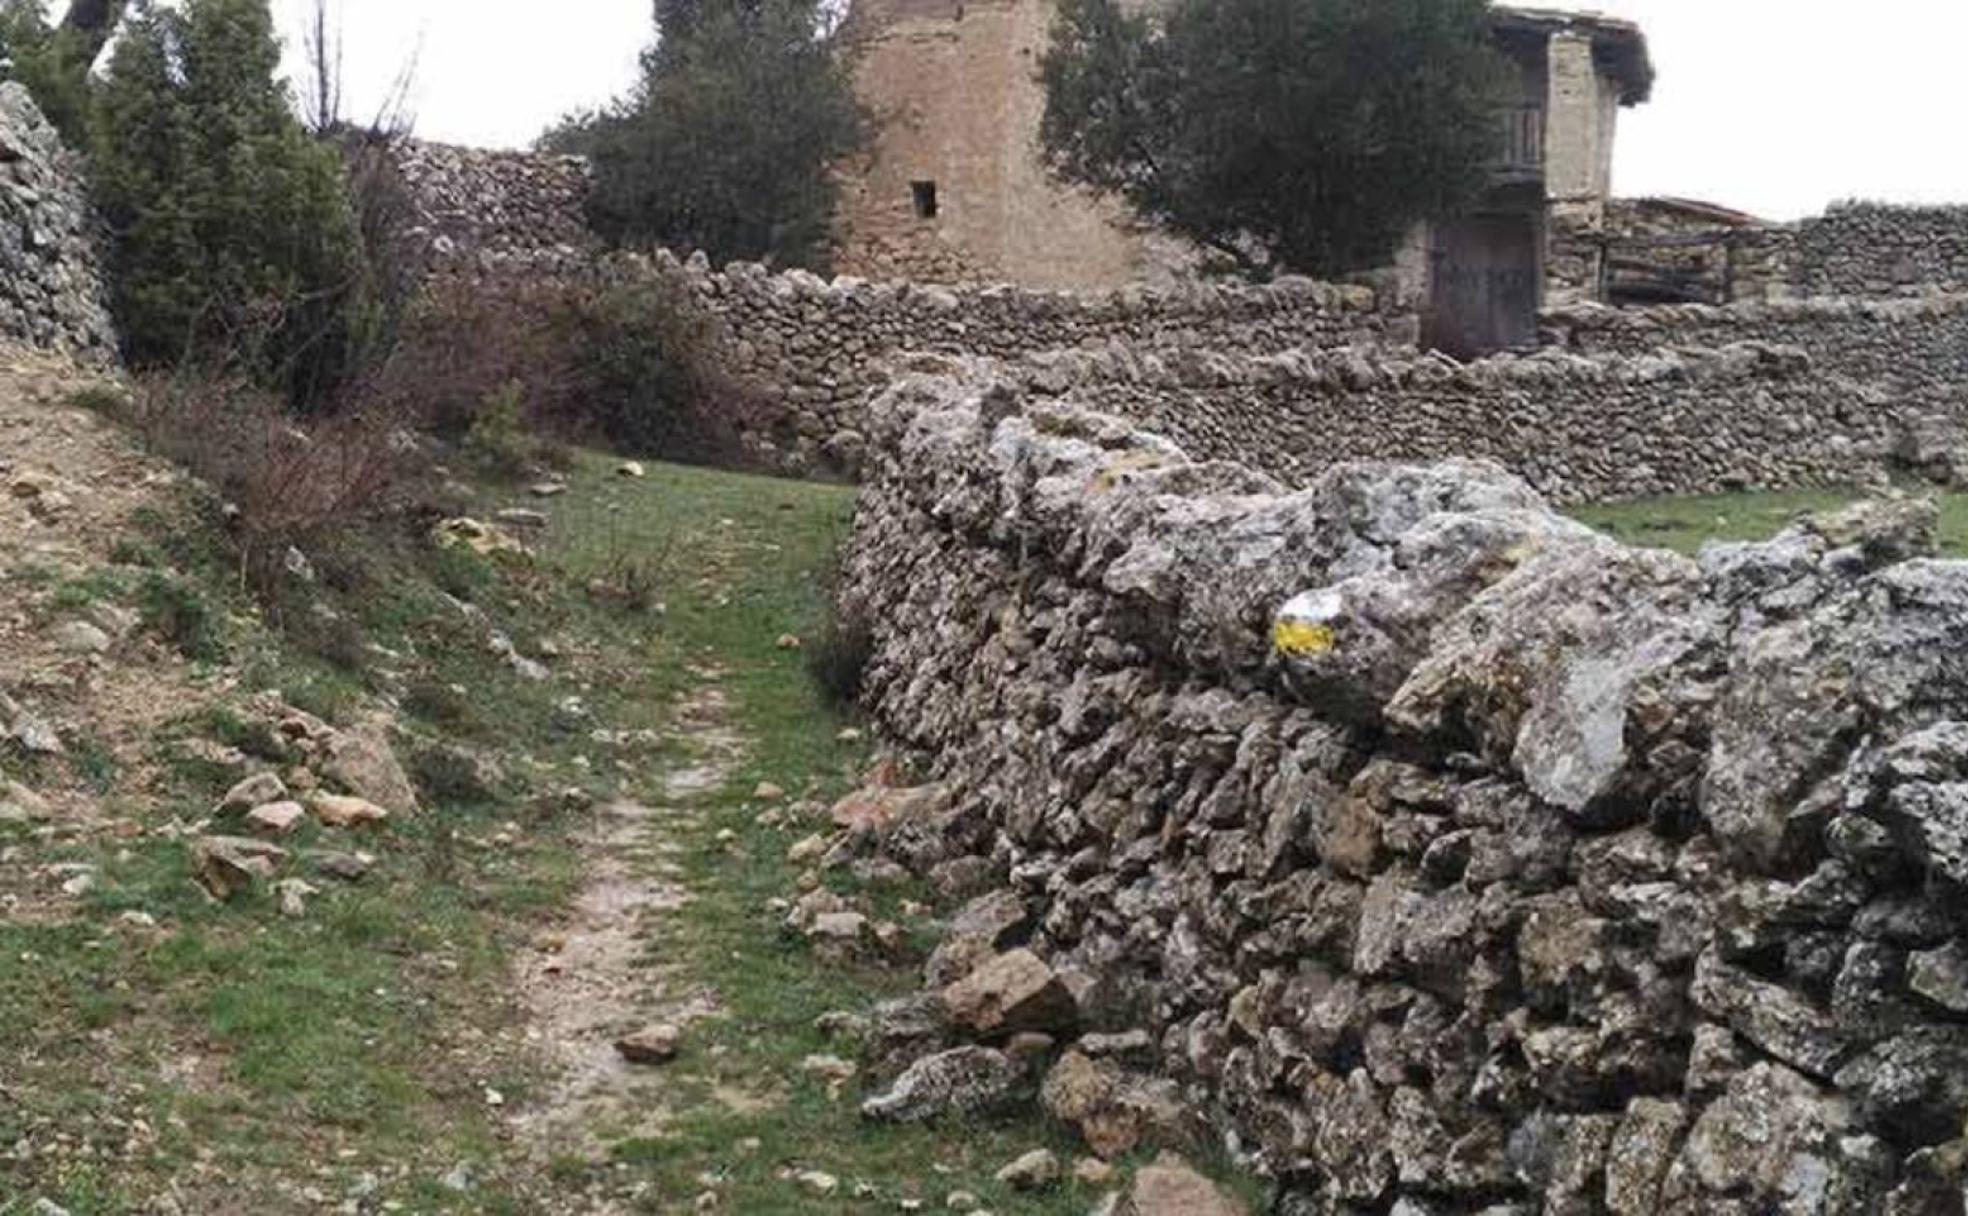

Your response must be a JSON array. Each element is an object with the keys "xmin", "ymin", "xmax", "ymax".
[
  {"xmin": 1605, "ymin": 199, "xmax": 1968, "ymax": 305},
  {"xmin": 647, "ymin": 248, "xmax": 1409, "ymax": 476},
  {"xmin": 0, "ymin": 84, "xmax": 116, "ymax": 363},
  {"xmin": 1788, "ymin": 203, "xmax": 1968, "ymax": 297},
  {"xmin": 386, "ymin": 138, "xmax": 595, "ymax": 265},
  {"xmin": 971, "ymin": 301, "xmax": 1964, "ymax": 503},
  {"xmin": 839, "ymin": 367, "xmax": 1968, "ymax": 1211}
]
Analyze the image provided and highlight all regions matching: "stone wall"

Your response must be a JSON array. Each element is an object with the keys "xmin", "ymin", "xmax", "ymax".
[
  {"xmin": 366, "ymin": 133, "xmax": 1968, "ymax": 499},
  {"xmin": 385, "ymin": 137, "xmax": 596, "ymax": 272},
  {"xmin": 1545, "ymin": 294, "xmax": 1968, "ymax": 400},
  {"xmin": 1785, "ymin": 204, "xmax": 1968, "ymax": 298},
  {"xmin": 1604, "ymin": 201, "xmax": 1968, "ymax": 305},
  {"xmin": 697, "ymin": 275, "xmax": 1968, "ymax": 494},
  {"xmin": 984, "ymin": 336, "xmax": 1914, "ymax": 503},
  {"xmin": 838, "ymin": 368, "xmax": 1968, "ymax": 1213},
  {"xmin": 0, "ymin": 84, "xmax": 115, "ymax": 362},
  {"xmin": 660, "ymin": 251, "xmax": 1409, "ymax": 474}
]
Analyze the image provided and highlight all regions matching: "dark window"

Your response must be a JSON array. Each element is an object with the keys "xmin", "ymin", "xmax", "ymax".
[{"xmin": 911, "ymin": 180, "xmax": 938, "ymax": 219}]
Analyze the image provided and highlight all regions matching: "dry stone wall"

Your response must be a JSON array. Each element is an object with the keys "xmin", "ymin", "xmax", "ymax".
[
  {"xmin": 1545, "ymin": 293, "xmax": 1968, "ymax": 390},
  {"xmin": 1782, "ymin": 204, "xmax": 1968, "ymax": 299},
  {"xmin": 385, "ymin": 137, "xmax": 596, "ymax": 273},
  {"xmin": 987, "ymin": 338, "xmax": 1905, "ymax": 503},
  {"xmin": 839, "ymin": 366, "xmax": 1968, "ymax": 1213},
  {"xmin": 370, "ymin": 136, "xmax": 1968, "ymax": 498},
  {"xmin": 657, "ymin": 250, "xmax": 1411, "ymax": 475},
  {"xmin": 0, "ymin": 84, "xmax": 115, "ymax": 362},
  {"xmin": 1605, "ymin": 202, "xmax": 1968, "ymax": 306}
]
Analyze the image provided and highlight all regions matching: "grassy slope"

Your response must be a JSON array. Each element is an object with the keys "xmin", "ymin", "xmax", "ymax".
[
  {"xmin": 11, "ymin": 429, "xmax": 1959, "ymax": 1213},
  {"xmin": 3, "ymin": 449, "xmax": 1260, "ymax": 1213},
  {"xmin": 1, "ymin": 462, "xmax": 666, "ymax": 1212}
]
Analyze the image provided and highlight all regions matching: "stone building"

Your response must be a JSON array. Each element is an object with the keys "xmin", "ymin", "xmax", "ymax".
[
  {"xmin": 831, "ymin": 1, "xmax": 1653, "ymax": 354},
  {"xmin": 1419, "ymin": 6, "xmax": 1652, "ymax": 355},
  {"xmin": 829, "ymin": 0, "xmax": 1194, "ymax": 288}
]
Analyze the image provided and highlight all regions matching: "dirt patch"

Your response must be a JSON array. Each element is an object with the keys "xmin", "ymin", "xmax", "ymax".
[
  {"xmin": 0, "ymin": 355, "xmax": 217, "ymax": 827},
  {"xmin": 509, "ymin": 675, "xmax": 749, "ymax": 1157}
]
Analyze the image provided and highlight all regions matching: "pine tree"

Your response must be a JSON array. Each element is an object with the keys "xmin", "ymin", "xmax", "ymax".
[
  {"xmin": 91, "ymin": 0, "xmax": 372, "ymax": 405},
  {"xmin": 543, "ymin": 0, "xmax": 865, "ymax": 270}
]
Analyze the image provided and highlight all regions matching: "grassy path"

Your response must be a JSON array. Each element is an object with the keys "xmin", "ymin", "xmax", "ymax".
[
  {"xmin": 532, "ymin": 459, "xmax": 1120, "ymax": 1214},
  {"xmin": 1, "ymin": 442, "xmax": 1249, "ymax": 1213},
  {"xmin": 1571, "ymin": 484, "xmax": 1968, "ymax": 555}
]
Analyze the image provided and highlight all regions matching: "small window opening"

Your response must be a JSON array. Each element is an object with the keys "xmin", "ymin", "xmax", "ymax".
[{"xmin": 911, "ymin": 180, "xmax": 939, "ymax": 219}]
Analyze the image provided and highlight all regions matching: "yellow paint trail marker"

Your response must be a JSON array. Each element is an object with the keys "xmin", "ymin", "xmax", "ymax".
[{"xmin": 1273, "ymin": 589, "xmax": 1343, "ymax": 657}]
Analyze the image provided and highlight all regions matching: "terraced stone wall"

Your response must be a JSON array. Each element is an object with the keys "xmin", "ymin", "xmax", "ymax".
[
  {"xmin": 986, "ymin": 339, "xmax": 1903, "ymax": 503},
  {"xmin": 839, "ymin": 365, "xmax": 1968, "ymax": 1213}
]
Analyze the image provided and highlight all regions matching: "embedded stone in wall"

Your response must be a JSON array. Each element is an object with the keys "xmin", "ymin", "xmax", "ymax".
[{"xmin": 385, "ymin": 136, "xmax": 596, "ymax": 275}]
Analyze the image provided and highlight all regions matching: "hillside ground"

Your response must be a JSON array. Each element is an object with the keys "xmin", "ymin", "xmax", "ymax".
[{"xmin": 0, "ymin": 365, "xmax": 1256, "ymax": 1214}]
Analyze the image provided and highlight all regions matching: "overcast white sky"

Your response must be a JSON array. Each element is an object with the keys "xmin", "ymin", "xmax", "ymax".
[{"xmin": 255, "ymin": 0, "xmax": 1968, "ymax": 221}]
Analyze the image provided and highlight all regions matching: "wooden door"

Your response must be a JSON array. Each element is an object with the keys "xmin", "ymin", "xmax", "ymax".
[{"xmin": 1424, "ymin": 212, "xmax": 1542, "ymax": 358}]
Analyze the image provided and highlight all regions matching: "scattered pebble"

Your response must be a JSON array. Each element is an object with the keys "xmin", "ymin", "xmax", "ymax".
[
  {"xmin": 786, "ymin": 833, "xmax": 829, "ymax": 863},
  {"xmin": 796, "ymin": 1170, "xmax": 840, "ymax": 1196},
  {"xmin": 616, "ymin": 1023, "xmax": 681, "ymax": 1064},
  {"xmin": 1074, "ymin": 1157, "xmax": 1117, "ymax": 1184},
  {"xmin": 995, "ymin": 1148, "xmax": 1061, "ymax": 1190}
]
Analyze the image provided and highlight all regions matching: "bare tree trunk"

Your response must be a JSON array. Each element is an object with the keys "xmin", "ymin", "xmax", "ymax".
[{"xmin": 303, "ymin": 0, "xmax": 344, "ymax": 135}]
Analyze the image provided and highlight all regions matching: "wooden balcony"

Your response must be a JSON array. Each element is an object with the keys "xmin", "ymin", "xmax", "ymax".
[{"xmin": 1489, "ymin": 105, "xmax": 1545, "ymax": 183}]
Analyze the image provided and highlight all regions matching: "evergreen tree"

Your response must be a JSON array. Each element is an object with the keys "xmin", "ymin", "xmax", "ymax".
[
  {"xmin": 544, "ymin": 0, "xmax": 865, "ymax": 270},
  {"xmin": 0, "ymin": 0, "xmax": 111, "ymax": 146},
  {"xmin": 1040, "ymin": 0, "xmax": 1509, "ymax": 277},
  {"xmin": 91, "ymin": 0, "xmax": 372, "ymax": 405}
]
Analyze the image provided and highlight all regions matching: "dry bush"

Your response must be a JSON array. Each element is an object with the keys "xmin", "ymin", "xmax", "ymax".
[
  {"xmin": 366, "ymin": 275, "xmax": 577, "ymax": 442},
  {"xmin": 550, "ymin": 265, "xmax": 777, "ymax": 465},
  {"xmin": 366, "ymin": 262, "xmax": 772, "ymax": 469},
  {"xmin": 119, "ymin": 368, "xmax": 428, "ymax": 597}
]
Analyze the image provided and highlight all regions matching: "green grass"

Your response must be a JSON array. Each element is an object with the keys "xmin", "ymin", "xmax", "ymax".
[
  {"xmin": 0, "ymin": 463, "xmax": 646, "ymax": 1208},
  {"xmin": 1570, "ymin": 486, "xmax": 1968, "ymax": 556}
]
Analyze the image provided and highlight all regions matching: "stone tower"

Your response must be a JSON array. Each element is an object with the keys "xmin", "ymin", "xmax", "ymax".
[{"xmin": 830, "ymin": 0, "xmax": 1191, "ymax": 288}]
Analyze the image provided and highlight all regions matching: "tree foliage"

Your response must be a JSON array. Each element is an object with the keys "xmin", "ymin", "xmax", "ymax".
[
  {"xmin": 542, "ymin": 0, "xmax": 864, "ymax": 270},
  {"xmin": 0, "ymin": 0, "xmax": 123, "ymax": 146},
  {"xmin": 1040, "ymin": 0, "xmax": 1509, "ymax": 277},
  {"xmin": 90, "ymin": 0, "xmax": 373, "ymax": 407}
]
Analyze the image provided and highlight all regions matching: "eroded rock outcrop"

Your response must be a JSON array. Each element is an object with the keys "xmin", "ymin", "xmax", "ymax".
[{"xmin": 837, "ymin": 362, "xmax": 1968, "ymax": 1212}]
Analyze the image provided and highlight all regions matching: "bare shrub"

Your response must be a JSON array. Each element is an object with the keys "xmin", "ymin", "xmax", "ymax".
[
  {"xmin": 547, "ymin": 265, "xmax": 770, "ymax": 462},
  {"xmin": 117, "ymin": 367, "xmax": 427, "ymax": 599},
  {"xmin": 366, "ymin": 261, "xmax": 771, "ymax": 469},
  {"xmin": 806, "ymin": 550, "xmax": 873, "ymax": 708},
  {"xmin": 365, "ymin": 276, "xmax": 576, "ymax": 442},
  {"xmin": 587, "ymin": 499, "xmax": 675, "ymax": 614}
]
